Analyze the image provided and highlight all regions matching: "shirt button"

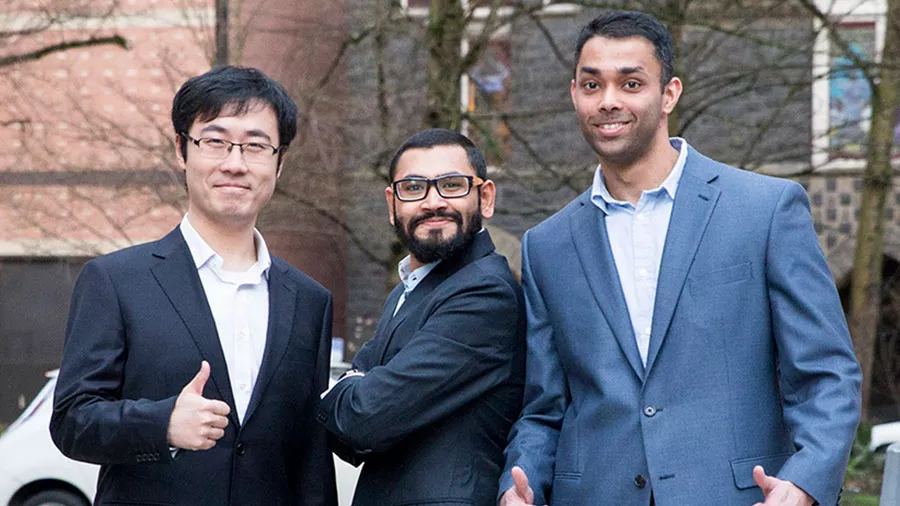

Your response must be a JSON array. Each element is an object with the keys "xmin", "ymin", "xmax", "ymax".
[
  {"xmin": 240, "ymin": 383, "xmax": 248, "ymax": 392},
  {"xmin": 639, "ymin": 269, "xmax": 648, "ymax": 277},
  {"xmin": 634, "ymin": 474, "xmax": 647, "ymax": 488},
  {"xmin": 643, "ymin": 405, "xmax": 657, "ymax": 417}
]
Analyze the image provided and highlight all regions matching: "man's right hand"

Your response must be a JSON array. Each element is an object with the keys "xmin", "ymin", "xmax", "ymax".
[
  {"xmin": 167, "ymin": 361, "xmax": 231, "ymax": 451},
  {"xmin": 500, "ymin": 466, "xmax": 545, "ymax": 506}
]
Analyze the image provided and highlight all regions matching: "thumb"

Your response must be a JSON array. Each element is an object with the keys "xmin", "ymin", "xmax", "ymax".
[
  {"xmin": 753, "ymin": 465, "xmax": 775, "ymax": 494},
  {"xmin": 184, "ymin": 360, "xmax": 210, "ymax": 396},
  {"xmin": 512, "ymin": 466, "xmax": 534, "ymax": 503}
]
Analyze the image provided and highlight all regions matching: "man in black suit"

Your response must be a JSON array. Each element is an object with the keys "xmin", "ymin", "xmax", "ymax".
[
  {"xmin": 317, "ymin": 129, "xmax": 526, "ymax": 506},
  {"xmin": 50, "ymin": 66, "xmax": 337, "ymax": 506}
]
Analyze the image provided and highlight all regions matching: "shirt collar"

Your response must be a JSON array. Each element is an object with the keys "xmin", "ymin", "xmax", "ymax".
[
  {"xmin": 180, "ymin": 214, "xmax": 271, "ymax": 280},
  {"xmin": 590, "ymin": 137, "xmax": 688, "ymax": 214},
  {"xmin": 397, "ymin": 255, "xmax": 440, "ymax": 294}
]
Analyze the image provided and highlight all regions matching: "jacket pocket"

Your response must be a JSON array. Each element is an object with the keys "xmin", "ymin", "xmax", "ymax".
[
  {"xmin": 730, "ymin": 452, "xmax": 793, "ymax": 490},
  {"xmin": 689, "ymin": 262, "xmax": 752, "ymax": 293}
]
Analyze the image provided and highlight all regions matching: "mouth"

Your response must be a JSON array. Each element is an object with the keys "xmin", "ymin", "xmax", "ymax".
[
  {"xmin": 214, "ymin": 182, "xmax": 251, "ymax": 191},
  {"xmin": 592, "ymin": 121, "xmax": 630, "ymax": 136}
]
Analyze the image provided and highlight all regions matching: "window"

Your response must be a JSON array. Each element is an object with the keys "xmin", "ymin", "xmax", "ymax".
[
  {"xmin": 812, "ymin": 0, "xmax": 900, "ymax": 168},
  {"xmin": 466, "ymin": 39, "xmax": 512, "ymax": 163}
]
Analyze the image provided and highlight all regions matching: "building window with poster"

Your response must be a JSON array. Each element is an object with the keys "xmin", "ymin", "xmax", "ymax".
[
  {"xmin": 812, "ymin": 5, "xmax": 900, "ymax": 167},
  {"xmin": 467, "ymin": 39, "xmax": 512, "ymax": 164}
]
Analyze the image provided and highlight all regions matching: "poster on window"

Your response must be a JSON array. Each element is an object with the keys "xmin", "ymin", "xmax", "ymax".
[{"xmin": 829, "ymin": 24, "xmax": 900, "ymax": 157}]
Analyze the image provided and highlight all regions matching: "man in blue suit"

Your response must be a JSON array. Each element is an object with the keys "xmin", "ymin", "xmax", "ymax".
[
  {"xmin": 499, "ymin": 11, "xmax": 861, "ymax": 506},
  {"xmin": 50, "ymin": 66, "xmax": 337, "ymax": 506}
]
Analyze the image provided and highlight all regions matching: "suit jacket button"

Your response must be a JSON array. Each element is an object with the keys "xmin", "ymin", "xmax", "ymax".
[
  {"xmin": 236, "ymin": 442, "xmax": 245, "ymax": 456},
  {"xmin": 634, "ymin": 474, "xmax": 647, "ymax": 489},
  {"xmin": 316, "ymin": 411, "xmax": 327, "ymax": 422},
  {"xmin": 643, "ymin": 405, "xmax": 657, "ymax": 417}
]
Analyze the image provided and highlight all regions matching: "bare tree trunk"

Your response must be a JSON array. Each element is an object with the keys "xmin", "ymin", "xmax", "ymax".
[
  {"xmin": 848, "ymin": 0, "xmax": 900, "ymax": 421},
  {"xmin": 426, "ymin": 0, "xmax": 465, "ymax": 129},
  {"xmin": 215, "ymin": 0, "xmax": 229, "ymax": 66}
]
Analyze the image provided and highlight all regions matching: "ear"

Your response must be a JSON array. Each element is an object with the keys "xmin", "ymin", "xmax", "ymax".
[
  {"xmin": 174, "ymin": 135, "xmax": 186, "ymax": 170},
  {"xmin": 385, "ymin": 185, "xmax": 396, "ymax": 226},
  {"xmin": 662, "ymin": 77, "xmax": 683, "ymax": 115},
  {"xmin": 570, "ymin": 78, "xmax": 577, "ymax": 109},
  {"xmin": 478, "ymin": 179, "xmax": 496, "ymax": 220}
]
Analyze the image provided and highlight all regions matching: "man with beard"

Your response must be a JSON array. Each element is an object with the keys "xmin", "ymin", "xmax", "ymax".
[
  {"xmin": 499, "ymin": 10, "xmax": 860, "ymax": 506},
  {"xmin": 317, "ymin": 128, "xmax": 526, "ymax": 506}
]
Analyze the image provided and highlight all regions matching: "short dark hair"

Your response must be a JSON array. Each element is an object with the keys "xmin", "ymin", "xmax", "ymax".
[
  {"xmin": 574, "ymin": 11, "xmax": 675, "ymax": 88},
  {"xmin": 172, "ymin": 65, "xmax": 298, "ymax": 160},
  {"xmin": 388, "ymin": 128, "xmax": 488, "ymax": 181}
]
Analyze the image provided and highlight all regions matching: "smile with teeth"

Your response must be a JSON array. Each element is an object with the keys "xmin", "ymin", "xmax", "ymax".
[{"xmin": 598, "ymin": 122, "xmax": 628, "ymax": 131}]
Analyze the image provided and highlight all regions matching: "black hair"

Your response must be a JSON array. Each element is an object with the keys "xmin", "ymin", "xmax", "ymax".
[
  {"xmin": 388, "ymin": 128, "xmax": 487, "ymax": 181},
  {"xmin": 574, "ymin": 10, "xmax": 675, "ymax": 88},
  {"xmin": 172, "ymin": 65, "xmax": 298, "ymax": 161}
]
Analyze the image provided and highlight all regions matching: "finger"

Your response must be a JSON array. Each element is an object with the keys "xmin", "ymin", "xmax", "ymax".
[
  {"xmin": 184, "ymin": 361, "xmax": 211, "ymax": 396},
  {"xmin": 753, "ymin": 465, "xmax": 772, "ymax": 493},
  {"xmin": 208, "ymin": 414, "xmax": 229, "ymax": 429},
  {"xmin": 207, "ymin": 427, "xmax": 225, "ymax": 441},
  {"xmin": 511, "ymin": 466, "xmax": 534, "ymax": 503},
  {"xmin": 208, "ymin": 399, "xmax": 231, "ymax": 416}
]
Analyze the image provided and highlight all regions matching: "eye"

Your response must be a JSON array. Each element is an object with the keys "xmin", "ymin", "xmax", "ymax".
[
  {"xmin": 202, "ymin": 138, "xmax": 229, "ymax": 148},
  {"xmin": 440, "ymin": 180, "xmax": 464, "ymax": 190},
  {"xmin": 403, "ymin": 182, "xmax": 425, "ymax": 192},
  {"xmin": 583, "ymin": 81, "xmax": 599, "ymax": 90},
  {"xmin": 623, "ymin": 80, "xmax": 642, "ymax": 90},
  {"xmin": 243, "ymin": 142, "xmax": 269, "ymax": 153}
]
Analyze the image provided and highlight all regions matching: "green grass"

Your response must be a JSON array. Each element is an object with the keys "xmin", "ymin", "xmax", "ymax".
[{"xmin": 843, "ymin": 492, "xmax": 880, "ymax": 506}]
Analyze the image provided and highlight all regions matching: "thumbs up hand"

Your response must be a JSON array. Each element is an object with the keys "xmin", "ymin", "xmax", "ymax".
[{"xmin": 167, "ymin": 361, "xmax": 231, "ymax": 451}]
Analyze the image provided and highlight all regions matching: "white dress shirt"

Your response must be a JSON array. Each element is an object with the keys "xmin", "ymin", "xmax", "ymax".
[
  {"xmin": 590, "ymin": 138, "xmax": 687, "ymax": 366},
  {"xmin": 180, "ymin": 215, "xmax": 271, "ymax": 424}
]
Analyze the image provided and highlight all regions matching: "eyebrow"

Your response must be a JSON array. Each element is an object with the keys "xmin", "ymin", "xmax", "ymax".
[
  {"xmin": 579, "ymin": 65, "xmax": 647, "ymax": 77},
  {"xmin": 198, "ymin": 124, "xmax": 274, "ymax": 142}
]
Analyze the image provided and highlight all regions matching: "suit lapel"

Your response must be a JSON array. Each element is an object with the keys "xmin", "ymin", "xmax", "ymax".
[
  {"xmin": 243, "ymin": 260, "xmax": 295, "ymax": 424},
  {"xmin": 150, "ymin": 229, "xmax": 238, "ymax": 425},
  {"xmin": 645, "ymin": 157, "xmax": 720, "ymax": 373},
  {"xmin": 375, "ymin": 231, "xmax": 497, "ymax": 365},
  {"xmin": 569, "ymin": 195, "xmax": 645, "ymax": 381}
]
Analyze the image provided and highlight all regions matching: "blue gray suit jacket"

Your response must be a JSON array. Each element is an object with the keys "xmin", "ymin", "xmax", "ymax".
[
  {"xmin": 500, "ymin": 147, "xmax": 862, "ymax": 506},
  {"xmin": 50, "ymin": 228, "xmax": 337, "ymax": 506}
]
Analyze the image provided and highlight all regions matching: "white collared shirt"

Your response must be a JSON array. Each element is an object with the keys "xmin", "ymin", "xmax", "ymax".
[
  {"xmin": 180, "ymin": 215, "xmax": 271, "ymax": 424},
  {"xmin": 590, "ymin": 138, "xmax": 688, "ymax": 366}
]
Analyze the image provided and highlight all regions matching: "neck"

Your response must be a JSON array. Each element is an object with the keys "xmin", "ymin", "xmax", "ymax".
[
  {"xmin": 601, "ymin": 135, "xmax": 679, "ymax": 205},
  {"xmin": 187, "ymin": 212, "xmax": 258, "ymax": 271}
]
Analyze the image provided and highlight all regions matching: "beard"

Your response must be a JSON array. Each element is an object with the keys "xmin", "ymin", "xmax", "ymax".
[{"xmin": 393, "ymin": 206, "xmax": 482, "ymax": 265}]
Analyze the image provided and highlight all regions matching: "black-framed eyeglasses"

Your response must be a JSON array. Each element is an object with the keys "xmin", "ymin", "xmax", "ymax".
[
  {"xmin": 180, "ymin": 133, "xmax": 282, "ymax": 164},
  {"xmin": 391, "ymin": 174, "xmax": 485, "ymax": 202}
]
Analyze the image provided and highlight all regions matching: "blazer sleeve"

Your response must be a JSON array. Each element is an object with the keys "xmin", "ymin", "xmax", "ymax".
[
  {"xmin": 49, "ymin": 260, "xmax": 177, "ymax": 465},
  {"xmin": 765, "ymin": 182, "xmax": 862, "ymax": 506},
  {"xmin": 316, "ymin": 266, "xmax": 522, "ymax": 454},
  {"xmin": 295, "ymin": 295, "xmax": 339, "ymax": 506},
  {"xmin": 498, "ymin": 231, "xmax": 567, "ymax": 506}
]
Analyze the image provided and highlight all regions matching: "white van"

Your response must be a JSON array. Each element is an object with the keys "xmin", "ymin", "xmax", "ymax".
[{"xmin": 0, "ymin": 370, "xmax": 359, "ymax": 506}]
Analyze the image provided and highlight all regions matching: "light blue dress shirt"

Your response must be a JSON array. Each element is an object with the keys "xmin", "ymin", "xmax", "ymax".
[
  {"xmin": 393, "ymin": 256, "xmax": 440, "ymax": 316},
  {"xmin": 590, "ymin": 138, "xmax": 688, "ymax": 366}
]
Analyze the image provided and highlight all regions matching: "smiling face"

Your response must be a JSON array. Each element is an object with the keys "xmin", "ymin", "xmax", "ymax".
[
  {"xmin": 571, "ymin": 35, "xmax": 681, "ymax": 170},
  {"xmin": 386, "ymin": 144, "xmax": 495, "ymax": 268},
  {"xmin": 176, "ymin": 101, "xmax": 282, "ymax": 232}
]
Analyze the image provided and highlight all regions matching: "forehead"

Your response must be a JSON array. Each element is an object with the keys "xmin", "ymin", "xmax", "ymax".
[
  {"xmin": 394, "ymin": 145, "xmax": 475, "ymax": 179},
  {"xmin": 576, "ymin": 35, "xmax": 661, "ymax": 77},
  {"xmin": 190, "ymin": 101, "xmax": 279, "ymax": 140}
]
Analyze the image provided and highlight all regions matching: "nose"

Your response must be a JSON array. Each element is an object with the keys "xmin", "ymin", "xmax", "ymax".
[
  {"xmin": 419, "ymin": 182, "xmax": 448, "ymax": 210},
  {"xmin": 219, "ymin": 145, "xmax": 249, "ymax": 173},
  {"xmin": 596, "ymin": 86, "xmax": 622, "ymax": 112}
]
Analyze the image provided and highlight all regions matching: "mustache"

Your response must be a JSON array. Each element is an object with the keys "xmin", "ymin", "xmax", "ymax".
[{"xmin": 408, "ymin": 209, "xmax": 463, "ymax": 231}]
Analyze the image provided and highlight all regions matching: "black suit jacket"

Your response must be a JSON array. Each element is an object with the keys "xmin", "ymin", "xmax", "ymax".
[
  {"xmin": 317, "ymin": 230, "xmax": 526, "ymax": 506},
  {"xmin": 50, "ymin": 227, "xmax": 337, "ymax": 506}
]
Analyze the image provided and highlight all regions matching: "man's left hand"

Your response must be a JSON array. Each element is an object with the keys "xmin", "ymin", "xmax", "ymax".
[{"xmin": 752, "ymin": 465, "xmax": 814, "ymax": 506}]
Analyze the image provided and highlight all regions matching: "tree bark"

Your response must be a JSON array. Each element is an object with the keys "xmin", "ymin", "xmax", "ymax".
[
  {"xmin": 215, "ymin": 0, "xmax": 229, "ymax": 66},
  {"xmin": 425, "ymin": 0, "xmax": 465, "ymax": 130},
  {"xmin": 848, "ymin": 0, "xmax": 900, "ymax": 421}
]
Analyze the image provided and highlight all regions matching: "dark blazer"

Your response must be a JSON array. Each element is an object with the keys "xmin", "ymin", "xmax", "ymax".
[
  {"xmin": 317, "ymin": 230, "xmax": 525, "ymax": 506},
  {"xmin": 500, "ymin": 147, "xmax": 862, "ymax": 506},
  {"xmin": 50, "ymin": 228, "xmax": 337, "ymax": 506}
]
